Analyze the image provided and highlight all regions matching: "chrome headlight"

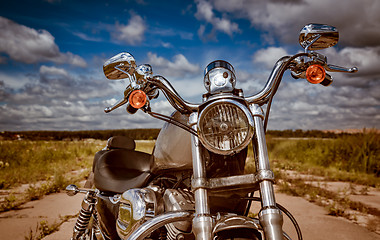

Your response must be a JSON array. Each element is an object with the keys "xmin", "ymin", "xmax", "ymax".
[{"xmin": 198, "ymin": 99, "xmax": 254, "ymax": 155}]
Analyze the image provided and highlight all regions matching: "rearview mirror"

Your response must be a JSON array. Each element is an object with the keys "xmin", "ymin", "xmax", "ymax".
[
  {"xmin": 299, "ymin": 24, "xmax": 339, "ymax": 51},
  {"xmin": 103, "ymin": 52, "xmax": 137, "ymax": 80}
]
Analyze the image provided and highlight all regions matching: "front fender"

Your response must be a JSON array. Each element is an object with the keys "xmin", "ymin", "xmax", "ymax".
[{"xmin": 127, "ymin": 211, "xmax": 193, "ymax": 240}]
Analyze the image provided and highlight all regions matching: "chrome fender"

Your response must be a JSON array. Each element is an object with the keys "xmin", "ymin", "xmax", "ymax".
[
  {"xmin": 127, "ymin": 211, "xmax": 193, "ymax": 240},
  {"xmin": 213, "ymin": 215, "xmax": 263, "ymax": 239}
]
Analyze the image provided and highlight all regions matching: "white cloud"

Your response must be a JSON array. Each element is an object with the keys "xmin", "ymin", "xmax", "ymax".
[
  {"xmin": 265, "ymin": 80, "xmax": 380, "ymax": 130},
  {"xmin": 73, "ymin": 32, "xmax": 103, "ymax": 42},
  {"xmin": 209, "ymin": 0, "xmax": 380, "ymax": 48},
  {"xmin": 0, "ymin": 16, "xmax": 87, "ymax": 67},
  {"xmin": 322, "ymin": 46, "xmax": 380, "ymax": 77},
  {"xmin": 39, "ymin": 65, "xmax": 69, "ymax": 77},
  {"xmin": 252, "ymin": 47, "xmax": 289, "ymax": 69},
  {"xmin": 113, "ymin": 13, "xmax": 146, "ymax": 45},
  {"xmin": 195, "ymin": 0, "xmax": 240, "ymax": 38},
  {"xmin": 146, "ymin": 52, "xmax": 201, "ymax": 78}
]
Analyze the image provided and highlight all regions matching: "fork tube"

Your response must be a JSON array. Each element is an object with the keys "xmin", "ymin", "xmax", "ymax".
[
  {"xmin": 189, "ymin": 112, "xmax": 213, "ymax": 240},
  {"xmin": 250, "ymin": 104, "xmax": 283, "ymax": 240}
]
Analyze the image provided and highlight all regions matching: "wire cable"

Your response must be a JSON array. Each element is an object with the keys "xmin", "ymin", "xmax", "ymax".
[{"xmin": 244, "ymin": 196, "xmax": 303, "ymax": 240}]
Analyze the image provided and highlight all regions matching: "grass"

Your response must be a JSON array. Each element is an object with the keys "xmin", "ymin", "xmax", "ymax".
[
  {"xmin": 0, "ymin": 139, "xmax": 105, "ymax": 189},
  {"xmin": 0, "ymin": 171, "xmax": 86, "ymax": 212},
  {"xmin": 0, "ymin": 139, "xmax": 105, "ymax": 211},
  {"xmin": 275, "ymin": 170, "xmax": 380, "ymax": 232},
  {"xmin": 0, "ymin": 139, "xmax": 155, "ymax": 212},
  {"xmin": 135, "ymin": 140, "xmax": 155, "ymax": 153},
  {"xmin": 24, "ymin": 214, "xmax": 77, "ymax": 240},
  {"xmin": 266, "ymin": 130, "xmax": 380, "ymax": 187},
  {"xmin": 1, "ymin": 131, "xmax": 378, "ymax": 212}
]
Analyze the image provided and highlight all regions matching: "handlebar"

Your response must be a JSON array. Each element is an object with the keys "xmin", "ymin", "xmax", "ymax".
[
  {"xmin": 104, "ymin": 52, "xmax": 358, "ymax": 114},
  {"xmin": 245, "ymin": 56, "xmax": 294, "ymax": 104},
  {"xmin": 148, "ymin": 76, "xmax": 199, "ymax": 113}
]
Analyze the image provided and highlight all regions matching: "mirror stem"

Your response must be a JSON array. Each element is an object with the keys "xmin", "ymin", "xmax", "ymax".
[
  {"xmin": 115, "ymin": 65, "xmax": 138, "ymax": 88},
  {"xmin": 305, "ymin": 34, "xmax": 321, "ymax": 53}
]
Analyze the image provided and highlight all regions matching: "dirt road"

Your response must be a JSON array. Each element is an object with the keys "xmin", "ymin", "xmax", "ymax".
[{"xmin": 0, "ymin": 189, "xmax": 378, "ymax": 240}]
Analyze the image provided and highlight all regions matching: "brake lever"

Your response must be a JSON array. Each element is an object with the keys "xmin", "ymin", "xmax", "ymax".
[
  {"xmin": 104, "ymin": 97, "xmax": 128, "ymax": 113},
  {"xmin": 325, "ymin": 64, "xmax": 358, "ymax": 73}
]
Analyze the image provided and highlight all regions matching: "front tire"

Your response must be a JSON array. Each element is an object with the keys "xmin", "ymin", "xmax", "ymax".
[{"xmin": 215, "ymin": 228, "xmax": 261, "ymax": 240}]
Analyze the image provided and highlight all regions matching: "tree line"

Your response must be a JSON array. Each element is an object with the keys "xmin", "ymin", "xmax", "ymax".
[
  {"xmin": 0, "ymin": 129, "xmax": 161, "ymax": 141},
  {"xmin": 1, "ymin": 128, "xmax": 374, "ymax": 141}
]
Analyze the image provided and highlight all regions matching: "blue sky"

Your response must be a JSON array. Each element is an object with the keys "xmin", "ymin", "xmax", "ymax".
[{"xmin": 0, "ymin": 0, "xmax": 379, "ymax": 131}]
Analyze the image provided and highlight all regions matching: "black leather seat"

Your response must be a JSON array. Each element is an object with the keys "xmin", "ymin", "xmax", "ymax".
[{"xmin": 93, "ymin": 136, "xmax": 153, "ymax": 193}]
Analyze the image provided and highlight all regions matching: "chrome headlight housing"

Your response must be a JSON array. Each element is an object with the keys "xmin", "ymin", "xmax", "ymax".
[{"xmin": 197, "ymin": 99, "xmax": 254, "ymax": 155}]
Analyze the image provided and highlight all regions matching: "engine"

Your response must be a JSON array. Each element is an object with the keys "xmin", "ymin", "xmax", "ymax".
[
  {"xmin": 116, "ymin": 187, "xmax": 194, "ymax": 240},
  {"xmin": 163, "ymin": 189, "xmax": 195, "ymax": 240}
]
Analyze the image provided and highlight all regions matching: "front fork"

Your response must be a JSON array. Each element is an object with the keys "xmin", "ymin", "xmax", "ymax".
[
  {"xmin": 189, "ymin": 112, "xmax": 213, "ymax": 240},
  {"xmin": 189, "ymin": 105, "xmax": 283, "ymax": 240},
  {"xmin": 250, "ymin": 104, "xmax": 283, "ymax": 240}
]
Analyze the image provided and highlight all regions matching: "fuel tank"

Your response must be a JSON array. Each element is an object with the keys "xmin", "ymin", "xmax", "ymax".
[{"xmin": 152, "ymin": 111, "xmax": 192, "ymax": 173}]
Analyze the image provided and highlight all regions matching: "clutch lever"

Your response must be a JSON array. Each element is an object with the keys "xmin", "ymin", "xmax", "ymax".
[
  {"xmin": 104, "ymin": 97, "xmax": 128, "ymax": 113},
  {"xmin": 105, "ymin": 84, "xmax": 134, "ymax": 113},
  {"xmin": 325, "ymin": 64, "xmax": 358, "ymax": 73}
]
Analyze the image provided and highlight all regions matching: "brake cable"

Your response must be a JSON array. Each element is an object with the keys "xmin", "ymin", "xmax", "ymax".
[
  {"xmin": 146, "ymin": 110, "xmax": 198, "ymax": 137},
  {"xmin": 263, "ymin": 53, "xmax": 310, "ymax": 132},
  {"xmin": 244, "ymin": 196, "xmax": 303, "ymax": 240}
]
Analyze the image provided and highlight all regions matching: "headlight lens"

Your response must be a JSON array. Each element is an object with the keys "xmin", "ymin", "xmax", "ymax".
[{"xmin": 198, "ymin": 100, "xmax": 254, "ymax": 155}]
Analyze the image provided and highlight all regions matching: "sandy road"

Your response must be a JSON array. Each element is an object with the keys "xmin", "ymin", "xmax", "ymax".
[{"xmin": 0, "ymin": 189, "xmax": 378, "ymax": 240}]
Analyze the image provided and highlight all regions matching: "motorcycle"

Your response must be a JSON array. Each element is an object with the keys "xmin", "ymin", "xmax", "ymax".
[{"xmin": 66, "ymin": 23, "xmax": 358, "ymax": 240}]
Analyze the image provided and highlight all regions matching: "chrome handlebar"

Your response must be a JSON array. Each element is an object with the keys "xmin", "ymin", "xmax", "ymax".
[
  {"xmin": 245, "ymin": 56, "xmax": 294, "ymax": 104},
  {"xmin": 105, "ymin": 52, "xmax": 358, "ymax": 114}
]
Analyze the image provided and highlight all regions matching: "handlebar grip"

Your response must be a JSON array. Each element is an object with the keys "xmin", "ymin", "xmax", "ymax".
[{"xmin": 126, "ymin": 103, "xmax": 138, "ymax": 114}]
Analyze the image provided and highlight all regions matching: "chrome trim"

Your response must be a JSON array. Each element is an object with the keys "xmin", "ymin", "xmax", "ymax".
[
  {"xmin": 127, "ymin": 211, "xmax": 193, "ymax": 240},
  {"xmin": 191, "ymin": 173, "xmax": 260, "ymax": 192},
  {"xmin": 325, "ymin": 64, "xmax": 358, "ymax": 73},
  {"xmin": 152, "ymin": 76, "xmax": 199, "ymax": 112},
  {"xmin": 249, "ymin": 104, "xmax": 265, "ymax": 120},
  {"xmin": 117, "ymin": 188, "xmax": 159, "ymax": 239},
  {"xmin": 204, "ymin": 60, "xmax": 235, "ymax": 76},
  {"xmin": 103, "ymin": 52, "xmax": 136, "ymax": 80},
  {"xmin": 163, "ymin": 189, "xmax": 194, "ymax": 235},
  {"xmin": 245, "ymin": 56, "xmax": 291, "ymax": 104},
  {"xmin": 71, "ymin": 190, "xmax": 97, "ymax": 240},
  {"xmin": 252, "ymin": 110, "xmax": 284, "ymax": 239},
  {"xmin": 213, "ymin": 215, "xmax": 263, "ymax": 238},
  {"xmin": 190, "ymin": 111, "xmax": 214, "ymax": 240},
  {"xmin": 259, "ymin": 208, "xmax": 284, "ymax": 240},
  {"xmin": 256, "ymin": 170, "xmax": 275, "ymax": 182},
  {"xmin": 135, "ymin": 64, "xmax": 153, "ymax": 82},
  {"xmin": 197, "ymin": 99, "xmax": 254, "ymax": 155},
  {"xmin": 206, "ymin": 93, "xmax": 246, "ymax": 103},
  {"xmin": 204, "ymin": 60, "xmax": 236, "ymax": 94},
  {"xmin": 299, "ymin": 23, "xmax": 339, "ymax": 51},
  {"xmin": 66, "ymin": 184, "xmax": 98, "ymax": 197}
]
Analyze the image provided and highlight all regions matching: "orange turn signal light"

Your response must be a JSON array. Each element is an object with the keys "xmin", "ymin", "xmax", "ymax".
[
  {"xmin": 129, "ymin": 90, "xmax": 147, "ymax": 109},
  {"xmin": 306, "ymin": 64, "xmax": 326, "ymax": 84}
]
